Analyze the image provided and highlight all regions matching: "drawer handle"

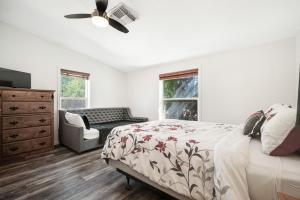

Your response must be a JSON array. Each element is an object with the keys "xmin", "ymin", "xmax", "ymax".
[
  {"xmin": 12, "ymin": 94, "xmax": 16, "ymax": 97},
  {"xmin": 39, "ymin": 142, "xmax": 46, "ymax": 146},
  {"xmin": 9, "ymin": 134, "xmax": 19, "ymax": 138},
  {"xmin": 39, "ymin": 119, "xmax": 46, "ymax": 123},
  {"xmin": 9, "ymin": 121, "xmax": 19, "ymax": 126},
  {"xmin": 39, "ymin": 130, "xmax": 46, "ymax": 134},
  {"xmin": 9, "ymin": 147, "xmax": 19, "ymax": 152},
  {"xmin": 9, "ymin": 106, "xmax": 19, "ymax": 111},
  {"xmin": 39, "ymin": 106, "xmax": 46, "ymax": 110},
  {"xmin": 41, "ymin": 95, "xmax": 44, "ymax": 98}
]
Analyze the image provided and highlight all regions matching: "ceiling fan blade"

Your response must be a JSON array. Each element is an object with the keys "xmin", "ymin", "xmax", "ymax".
[
  {"xmin": 108, "ymin": 18, "xmax": 129, "ymax": 33},
  {"xmin": 64, "ymin": 14, "xmax": 91, "ymax": 19},
  {"xmin": 95, "ymin": 0, "xmax": 108, "ymax": 16}
]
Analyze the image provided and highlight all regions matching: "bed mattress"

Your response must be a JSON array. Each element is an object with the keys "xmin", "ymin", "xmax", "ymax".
[
  {"xmin": 102, "ymin": 120, "xmax": 252, "ymax": 200},
  {"xmin": 246, "ymin": 139, "xmax": 300, "ymax": 200}
]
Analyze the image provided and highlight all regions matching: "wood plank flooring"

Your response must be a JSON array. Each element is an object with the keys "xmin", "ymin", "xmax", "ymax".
[{"xmin": 0, "ymin": 147, "xmax": 174, "ymax": 200}]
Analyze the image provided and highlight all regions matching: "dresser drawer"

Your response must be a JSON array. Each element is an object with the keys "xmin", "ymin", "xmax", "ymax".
[
  {"xmin": 31, "ymin": 137, "xmax": 51, "ymax": 151},
  {"xmin": 2, "ymin": 102, "xmax": 53, "ymax": 115},
  {"xmin": 2, "ymin": 137, "xmax": 51, "ymax": 156},
  {"xmin": 2, "ymin": 141, "xmax": 32, "ymax": 156},
  {"xmin": 2, "ymin": 126, "xmax": 51, "ymax": 143},
  {"xmin": 2, "ymin": 115, "xmax": 52, "ymax": 129},
  {"xmin": 2, "ymin": 90, "xmax": 53, "ymax": 102}
]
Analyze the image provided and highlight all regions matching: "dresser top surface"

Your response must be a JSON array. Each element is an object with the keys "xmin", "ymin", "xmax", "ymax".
[{"xmin": 0, "ymin": 87, "xmax": 55, "ymax": 92}]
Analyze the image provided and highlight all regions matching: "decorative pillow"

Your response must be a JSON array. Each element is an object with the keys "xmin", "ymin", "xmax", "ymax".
[
  {"xmin": 264, "ymin": 103, "xmax": 293, "ymax": 118},
  {"xmin": 262, "ymin": 104, "xmax": 292, "ymax": 131},
  {"xmin": 83, "ymin": 128, "xmax": 99, "ymax": 140},
  {"xmin": 271, "ymin": 126, "xmax": 300, "ymax": 156},
  {"xmin": 81, "ymin": 115, "xmax": 90, "ymax": 130},
  {"xmin": 65, "ymin": 112, "xmax": 85, "ymax": 128},
  {"xmin": 243, "ymin": 110, "xmax": 266, "ymax": 137},
  {"xmin": 261, "ymin": 105, "xmax": 299, "ymax": 156}
]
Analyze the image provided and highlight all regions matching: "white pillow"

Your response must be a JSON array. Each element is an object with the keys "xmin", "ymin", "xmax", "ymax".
[
  {"xmin": 83, "ymin": 128, "xmax": 99, "ymax": 140},
  {"xmin": 65, "ymin": 112, "xmax": 99, "ymax": 139},
  {"xmin": 65, "ymin": 112, "xmax": 85, "ymax": 128},
  {"xmin": 261, "ymin": 105, "xmax": 296, "ymax": 155},
  {"xmin": 262, "ymin": 103, "xmax": 293, "ymax": 131}
]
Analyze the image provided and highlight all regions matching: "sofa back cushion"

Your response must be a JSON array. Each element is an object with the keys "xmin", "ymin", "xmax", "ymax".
[{"xmin": 66, "ymin": 107, "xmax": 129, "ymax": 124}]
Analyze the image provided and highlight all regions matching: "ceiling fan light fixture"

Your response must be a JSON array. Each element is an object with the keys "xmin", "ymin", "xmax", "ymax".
[
  {"xmin": 65, "ymin": 0, "xmax": 129, "ymax": 33},
  {"xmin": 91, "ymin": 16, "xmax": 109, "ymax": 27}
]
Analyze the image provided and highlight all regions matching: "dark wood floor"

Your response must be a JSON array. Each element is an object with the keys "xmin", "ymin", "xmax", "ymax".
[{"xmin": 0, "ymin": 147, "xmax": 173, "ymax": 200}]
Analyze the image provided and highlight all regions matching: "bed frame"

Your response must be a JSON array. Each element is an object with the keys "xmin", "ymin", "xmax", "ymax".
[
  {"xmin": 105, "ymin": 159, "xmax": 190, "ymax": 200},
  {"xmin": 104, "ymin": 70, "xmax": 300, "ymax": 200}
]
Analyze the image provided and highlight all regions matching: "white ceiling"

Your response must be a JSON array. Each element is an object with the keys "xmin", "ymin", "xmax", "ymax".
[{"xmin": 1, "ymin": 0, "xmax": 300, "ymax": 72}]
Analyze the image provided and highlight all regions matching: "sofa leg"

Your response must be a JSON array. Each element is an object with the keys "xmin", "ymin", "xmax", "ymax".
[{"xmin": 125, "ymin": 175, "xmax": 132, "ymax": 190}]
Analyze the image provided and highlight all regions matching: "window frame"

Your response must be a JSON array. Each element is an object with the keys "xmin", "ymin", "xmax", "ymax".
[
  {"xmin": 159, "ymin": 68, "xmax": 201, "ymax": 121},
  {"xmin": 58, "ymin": 68, "xmax": 91, "ymax": 110}
]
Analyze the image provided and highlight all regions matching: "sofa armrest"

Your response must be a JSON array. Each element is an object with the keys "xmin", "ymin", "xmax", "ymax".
[
  {"xmin": 129, "ymin": 117, "xmax": 148, "ymax": 122},
  {"xmin": 59, "ymin": 122, "xmax": 84, "ymax": 153},
  {"xmin": 124, "ymin": 108, "xmax": 149, "ymax": 123}
]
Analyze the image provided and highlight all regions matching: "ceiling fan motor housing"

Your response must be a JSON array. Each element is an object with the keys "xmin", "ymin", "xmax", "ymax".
[{"xmin": 92, "ymin": 9, "xmax": 100, "ymax": 17}]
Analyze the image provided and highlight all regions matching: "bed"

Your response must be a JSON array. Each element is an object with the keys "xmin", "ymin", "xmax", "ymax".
[
  {"xmin": 101, "ymin": 71, "xmax": 300, "ymax": 199},
  {"xmin": 101, "ymin": 119, "xmax": 300, "ymax": 200}
]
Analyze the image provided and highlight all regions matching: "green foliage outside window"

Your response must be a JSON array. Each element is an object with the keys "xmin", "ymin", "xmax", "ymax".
[
  {"xmin": 163, "ymin": 76, "xmax": 198, "ymax": 98},
  {"xmin": 165, "ymin": 100, "xmax": 198, "ymax": 121},
  {"xmin": 163, "ymin": 75, "xmax": 198, "ymax": 121},
  {"xmin": 61, "ymin": 75, "xmax": 86, "ymax": 97}
]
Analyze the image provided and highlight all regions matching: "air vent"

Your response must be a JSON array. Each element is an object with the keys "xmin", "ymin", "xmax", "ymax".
[{"xmin": 108, "ymin": 3, "xmax": 136, "ymax": 25}]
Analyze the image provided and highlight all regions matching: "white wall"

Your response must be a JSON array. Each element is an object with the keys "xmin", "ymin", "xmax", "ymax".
[
  {"xmin": 0, "ymin": 22, "xmax": 128, "ymax": 144},
  {"xmin": 0, "ymin": 21, "xmax": 297, "ymax": 142},
  {"xmin": 127, "ymin": 38, "xmax": 297, "ymax": 124}
]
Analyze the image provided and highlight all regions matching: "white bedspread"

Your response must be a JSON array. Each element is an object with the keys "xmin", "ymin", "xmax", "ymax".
[
  {"xmin": 101, "ymin": 120, "xmax": 251, "ymax": 200},
  {"xmin": 214, "ymin": 126, "xmax": 251, "ymax": 200}
]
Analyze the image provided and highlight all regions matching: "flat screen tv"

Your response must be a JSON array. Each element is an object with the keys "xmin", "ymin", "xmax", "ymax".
[{"xmin": 0, "ymin": 67, "xmax": 31, "ymax": 89}]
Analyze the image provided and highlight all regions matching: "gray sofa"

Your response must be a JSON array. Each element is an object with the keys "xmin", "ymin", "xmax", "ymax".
[{"xmin": 59, "ymin": 107, "xmax": 148, "ymax": 153}]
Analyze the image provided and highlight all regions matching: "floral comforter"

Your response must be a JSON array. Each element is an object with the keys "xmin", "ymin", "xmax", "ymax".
[{"xmin": 101, "ymin": 120, "xmax": 251, "ymax": 200}]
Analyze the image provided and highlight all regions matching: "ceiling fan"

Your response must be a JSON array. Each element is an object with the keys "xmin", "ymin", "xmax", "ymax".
[{"xmin": 64, "ymin": 0, "xmax": 129, "ymax": 33}]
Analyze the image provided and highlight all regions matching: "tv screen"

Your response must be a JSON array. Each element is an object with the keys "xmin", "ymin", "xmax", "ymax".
[{"xmin": 0, "ymin": 67, "xmax": 31, "ymax": 89}]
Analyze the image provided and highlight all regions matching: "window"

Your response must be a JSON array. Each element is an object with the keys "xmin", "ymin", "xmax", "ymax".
[
  {"xmin": 159, "ymin": 69, "xmax": 199, "ymax": 121},
  {"xmin": 59, "ymin": 69, "xmax": 90, "ymax": 109}
]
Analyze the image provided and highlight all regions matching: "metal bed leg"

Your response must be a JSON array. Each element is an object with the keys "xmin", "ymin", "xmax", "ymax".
[{"xmin": 125, "ymin": 175, "xmax": 132, "ymax": 190}]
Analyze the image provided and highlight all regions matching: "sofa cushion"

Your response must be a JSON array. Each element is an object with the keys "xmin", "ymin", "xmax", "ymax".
[
  {"xmin": 83, "ymin": 128, "xmax": 99, "ymax": 140},
  {"xmin": 91, "ymin": 120, "xmax": 137, "ymax": 145},
  {"xmin": 91, "ymin": 120, "xmax": 137, "ymax": 131}
]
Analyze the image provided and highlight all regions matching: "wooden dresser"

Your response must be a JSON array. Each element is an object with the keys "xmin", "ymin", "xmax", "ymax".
[{"xmin": 0, "ymin": 88, "xmax": 55, "ymax": 163}]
